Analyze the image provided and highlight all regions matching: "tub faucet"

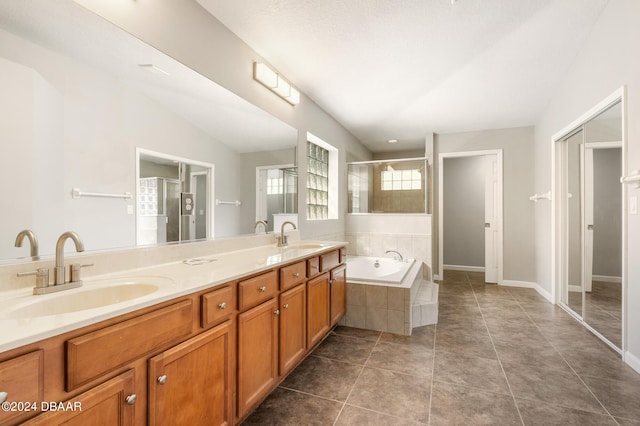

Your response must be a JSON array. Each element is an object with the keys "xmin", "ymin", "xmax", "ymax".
[
  {"xmin": 55, "ymin": 231, "xmax": 85, "ymax": 285},
  {"xmin": 277, "ymin": 221, "xmax": 297, "ymax": 247},
  {"xmin": 385, "ymin": 250, "xmax": 403, "ymax": 262},
  {"xmin": 255, "ymin": 220, "xmax": 268, "ymax": 233},
  {"xmin": 14, "ymin": 229, "xmax": 39, "ymax": 259}
]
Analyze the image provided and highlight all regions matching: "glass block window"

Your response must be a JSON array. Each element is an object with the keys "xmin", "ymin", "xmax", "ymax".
[
  {"xmin": 306, "ymin": 141, "xmax": 329, "ymax": 220},
  {"xmin": 381, "ymin": 169, "xmax": 422, "ymax": 191},
  {"xmin": 266, "ymin": 169, "xmax": 283, "ymax": 195}
]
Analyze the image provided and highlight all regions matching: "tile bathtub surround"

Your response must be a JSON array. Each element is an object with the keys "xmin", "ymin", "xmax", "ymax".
[{"xmin": 242, "ymin": 272, "xmax": 640, "ymax": 425}]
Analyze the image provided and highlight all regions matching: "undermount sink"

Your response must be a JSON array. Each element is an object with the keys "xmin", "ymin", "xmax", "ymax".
[
  {"xmin": 3, "ymin": 276, "xmax": 174, "ymax": 319},
  {"xmin": 289, "ymin": 243, "xmax": 326, "ymax": 250}
]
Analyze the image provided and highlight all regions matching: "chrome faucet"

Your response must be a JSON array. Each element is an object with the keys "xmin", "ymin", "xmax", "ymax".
[
  {"xmin": 277, "ymin": 221, "xmax": 297, "ymax": 247},
  {"xmin": 54, "ymin": 231, "xmax": 85, "ymax": 285},
  {"xmin": 254, "ymin": 220, "xmax": 268, "ymax": 233},
  {"xmin": 14, "ymin": 229, "xmax": 39, "ymax": 258},
  {"xmin": 385, "ymin": 250, "xmax": 403, "ymax": 262}
]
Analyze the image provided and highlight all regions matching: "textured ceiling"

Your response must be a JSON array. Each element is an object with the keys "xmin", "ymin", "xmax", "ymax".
[{"xmin": 196, "ymin": 0, "xmax": 610, "ymax": 152}]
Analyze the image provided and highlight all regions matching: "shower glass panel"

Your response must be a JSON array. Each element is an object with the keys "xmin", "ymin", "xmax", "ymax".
[{"xmin": 347, "ymin": 158, "xmax": 428, "ymax": 213}]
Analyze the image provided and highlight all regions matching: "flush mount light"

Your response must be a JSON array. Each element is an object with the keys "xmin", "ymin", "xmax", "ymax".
[
  {"xmin": 387, "ymin": 139, "xmax": 399, "ymax": 144},
  {"xmin": 253, "ymin": 62, "xmax": 300, "ymax": 105},
  {"xmin": 138, "ymin": 64, "xmax": 170, "ymax": 75}
]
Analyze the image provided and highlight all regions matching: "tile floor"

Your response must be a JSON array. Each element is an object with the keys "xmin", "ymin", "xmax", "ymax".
[{"xmin": 242, "ymin": 271, "xmax": 640, "ymax": 425}]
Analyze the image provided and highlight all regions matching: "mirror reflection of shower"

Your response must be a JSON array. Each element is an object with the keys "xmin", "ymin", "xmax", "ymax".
[
  {"xmin": 256, "ymin": 166, "xmax": 298, "ymax": 233},
  {"xmin": 137, "ymin": 150, "xmax": 213, "ymax": 245}
]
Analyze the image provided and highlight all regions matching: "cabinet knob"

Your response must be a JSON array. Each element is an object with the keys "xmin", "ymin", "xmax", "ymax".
[
  {"xmin": 0, "ymin": 391, "xmax": 8, "ymax": 404},
  {"xmin": 293, "ymin": 272, "xmax": 300, "ymax": 278},
  {"xmin": 283, "ymin": 304, "xmax": 289, "ymax": 309},
  {"xmin": 157, "ymin": 375, "xmax": 168, "ymax": 385},
  {"xmin": 218, "ymin": 302, "xmax": 227, "ymax": 310},
  {"xmin": 259, "ymin": 286, "xmax": 267, "ymax": 292},
  {"xmin": 274, "ymin": 309, "xmax": 280, "ymax": 316},
  {"xmin": 125, "ymin": 394, "xmax": 137, "ymax": 405}
]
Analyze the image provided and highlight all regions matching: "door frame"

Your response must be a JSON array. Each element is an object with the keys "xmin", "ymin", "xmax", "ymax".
[
  {"xmin": 438, "ymin": 149, "xmax": 504, "ymax": 284},
  {"xmin": 551, "ymin": 86, "xmax": 627, "ymax": 356}
]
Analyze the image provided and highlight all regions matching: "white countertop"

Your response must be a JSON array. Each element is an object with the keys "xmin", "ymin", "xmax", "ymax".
[{"xmin": 0, "ymin": 241, "xmax": 345, "ymax": 353}]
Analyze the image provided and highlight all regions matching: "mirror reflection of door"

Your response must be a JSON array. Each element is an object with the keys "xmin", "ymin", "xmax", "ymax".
[
  {"xmin": 557, "ymin": 99, "xmax": 623, "ymax": 350},
  {"xmin": 137, "ymin": 150, "xmax": 213, "ymax": 245},
  {"xmin": 256, "ymin": 165, "xmax": 298, "ymax": 233}
]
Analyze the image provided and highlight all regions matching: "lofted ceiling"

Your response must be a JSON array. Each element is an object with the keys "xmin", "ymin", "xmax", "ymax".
[{"xmin": 196, "ymin": 0, "xmax": 610, "ymax": 152}]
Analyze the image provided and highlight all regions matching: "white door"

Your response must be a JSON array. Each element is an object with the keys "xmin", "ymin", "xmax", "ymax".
[{"xmin": 484, "ymin": 155, "xmax": 498, "ymax": 283}]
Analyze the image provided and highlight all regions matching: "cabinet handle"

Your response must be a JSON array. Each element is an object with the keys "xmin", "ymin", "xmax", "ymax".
[
  {"xmin": 259, "ymin": 286, "xmax": 267, "ymax": 292},
  {"xmin": 274, "ymin": 309, "xmax": 280, "ymax": 316},
  {"xmin": 283, "ymin": 304, "xmax": 289, "ymax": 309},
  {"xmin": 125, "ymin": 394, "xmax": 137, "ymax": 405},
  {"xmin": 218, "ymin": 302, "xmax": 227, "ymax": 310},
  {"xmin": 157, "ymin": 375, "xmax": 168, "ymax": 385},
  {"xmin": 329, "ymin": 279, "xmax": 333, "ymax": 285},
  {"xmin": 0, "ymin": 392, "xmax": 7, "ymax": 404},
  {"xmin": 293, "ymin": 272, "xmax": 300, "ymax": 278}
]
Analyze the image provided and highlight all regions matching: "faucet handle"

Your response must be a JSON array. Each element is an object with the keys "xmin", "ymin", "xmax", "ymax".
[
  {"xmin": 17, "ymin": 268, "xmax": 50, "ymax": 290},
  {"xmin": 70, "ymin": 263, "xmax": 93, "ymax": 283}
]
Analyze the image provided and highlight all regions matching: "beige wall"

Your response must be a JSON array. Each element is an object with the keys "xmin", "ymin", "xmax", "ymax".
[{"xmin": 434, "ymin": 126, "xmax": 536, "ymax": 283}]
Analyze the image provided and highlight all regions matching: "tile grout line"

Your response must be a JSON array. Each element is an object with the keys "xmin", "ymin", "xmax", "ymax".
[
  {"xmin": 507, "ymin": 288, "xmax": 622, "ymax": 425},
  {"xmin": 331, "ymin": 331, "xmax": 382, "ymax": 426},
  {"xmin": 470, "ymin": 278, "xmax": 526, "ymax": 426}
]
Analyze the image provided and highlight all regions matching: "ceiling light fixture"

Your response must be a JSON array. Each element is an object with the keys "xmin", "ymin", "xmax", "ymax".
[
  {"xmin": 253, "ymin": 62, "xmax": 300, "ymax": 106},
  {"xmin": 138, "ymin": 64, "xmax": 170, "ymax": 75},
  {"xmin": 387, "ymin": 139, "xmax": 398, "ymax": 144}
]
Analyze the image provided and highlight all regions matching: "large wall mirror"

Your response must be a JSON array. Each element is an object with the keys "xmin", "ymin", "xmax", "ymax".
[
  {"xmin": 555, "ymin": 95, "xmax": 624, "ymax": 352},
  {"xmin": 0, "ymin": 0, "xmax": 298, "ymax": 262}
]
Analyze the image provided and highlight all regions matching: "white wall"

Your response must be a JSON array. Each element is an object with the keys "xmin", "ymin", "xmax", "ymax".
[
  {"xmin": 533, "ymin": 0, "xmax": 640, "ymax": 369},
  {"xmin": 443, "ymin": 156, "xmax": 485, "ymax": 268},
  {"xmin": 73, "ymin": 0, "xmax": 371, "ymax": 241},
  {"xmin": 435, "ymin": 126, "xmax": 536, "ymax": 283}
]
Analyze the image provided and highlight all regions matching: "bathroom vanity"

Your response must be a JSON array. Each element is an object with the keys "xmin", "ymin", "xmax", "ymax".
[{"xmin": 0, "ymin": 243, "xmax": 346, "ymax": 425}]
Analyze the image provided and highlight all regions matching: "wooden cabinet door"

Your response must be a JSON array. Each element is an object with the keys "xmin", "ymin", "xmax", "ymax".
[
  {"xmin": 330, "ymin": 265, "xmax": 347, "ymax": 326},
  {"xmin": 0, "ymin": 351, "xmax": 43, "ymax": 426},
  {"xmin": 307, "ymin": 273, "xmax": 330, "ymax": 348},
  {"xmin": 148, "ymin": 320, "xmax": 233, "ymax": 426},
  {"xmin": 23, "ymin": 370, "xmax": 135, "ymax": 426},
  {"xmin": 237, "ymin": 298, "xmax": 279, "ymax": 420},
  {"xmin": 279, "ymin": 284, "xmax": 306, "ymax": 375}
]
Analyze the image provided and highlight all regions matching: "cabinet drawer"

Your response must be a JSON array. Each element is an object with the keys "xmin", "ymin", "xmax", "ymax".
[
  {"xmin": 238, "ymin": 270, "xmax": 278, "ymax": 311},
  {"xmin": 320, "ymin": 250, "xmax": 340, "ymax": 272},
  {"xmin": 307, "ymin": 257, "xmax": 320, "ymax": 278},
  {"xmin": 202, "ymin": 284, "xmax": 234, "ymax": 328},
  {"xmin": 66, "ymin": 300, "xmax": 193, "ymax": 390},
  {"xmin": 280, "ymin": 261, "xmax": 306, "ymax": 291},
  {"xmin": 0, "ymin": 351, "xmax": 43, "ymax": 425}
]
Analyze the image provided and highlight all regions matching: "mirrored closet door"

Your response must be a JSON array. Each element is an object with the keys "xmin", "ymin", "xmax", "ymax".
[{"xmin": 556, "ymin": 99, "xmax": 623, "ymax": 351}]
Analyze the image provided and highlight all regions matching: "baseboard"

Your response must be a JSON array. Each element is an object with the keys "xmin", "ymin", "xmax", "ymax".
[
  {"xmin": 500, "ymin": 280, "xmax": 553, "ymax": 303},
  {"xmin": 592, "ymin": 275, "xmax": 622, "ymax": 283},
  {"xmin": 625, "ymin": 350, "xmax": 640, "ymax": 375},
  {"xmin": 443, "ymin": 264, "xmax": 485, "ymax": 272},
  {"xmin": 568, "ymin": 285, "xmax": 582, "ymax": 292}
]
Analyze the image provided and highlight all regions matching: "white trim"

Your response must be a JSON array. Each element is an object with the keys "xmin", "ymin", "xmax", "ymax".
[
  {"xmin": 592, "ymin": 275, "xmax": 622, "ymax": 283},
  {"xmin": 568, "ymin": 285, "xmax": 582, "ymax": 293},
  {"xmin": 438, "ymin": 150, "xmax": 504, "ymax": 284},
  {"xmin": 625, "ymin": 351, "xmax": 640, "ymax": 374},
  {"xmin": 443, "ymin": 264, "xmax": 485, "ymax": 272}
]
